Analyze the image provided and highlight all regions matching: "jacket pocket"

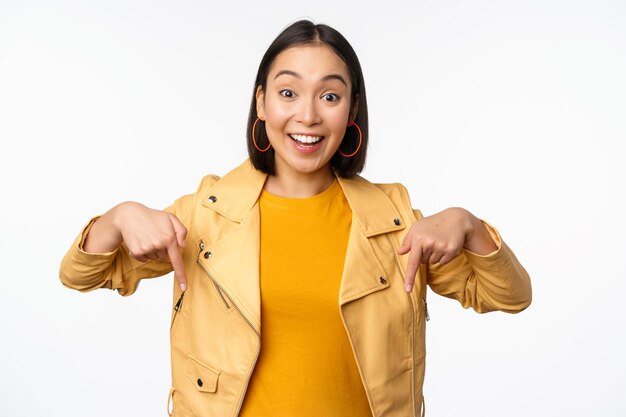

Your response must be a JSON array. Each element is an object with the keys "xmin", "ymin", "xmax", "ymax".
[{"xmin": 185, "ymin": 353, "xmax": 220, "ymax": 393}]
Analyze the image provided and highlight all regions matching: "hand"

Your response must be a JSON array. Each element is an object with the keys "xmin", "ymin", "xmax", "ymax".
[
  {"xmin": 113, "ymin": 202, "xmax": 188, "ymax": 291},
  {"xmin": 397, "ymin": 207, "xmax": 473, "ymax": 293}
]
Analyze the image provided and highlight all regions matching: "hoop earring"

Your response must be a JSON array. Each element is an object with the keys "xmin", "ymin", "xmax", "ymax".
[
  {"xmin": 338, "ymin": 121, "xmax": 362, "ymax": 157},
  {"xmin": 252, "ymin": 117, "xmax": 271, "ymax": 152}
]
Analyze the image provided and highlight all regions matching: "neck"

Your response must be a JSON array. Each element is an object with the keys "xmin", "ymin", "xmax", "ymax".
[{"xmin": 264, "ymin": 164, "xmax": 335, "ymax": 198}]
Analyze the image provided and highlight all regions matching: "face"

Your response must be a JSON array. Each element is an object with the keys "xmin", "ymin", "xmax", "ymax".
[{"xmin": 256, "ymin": 44, "xmax": 358, "ymax": 179}]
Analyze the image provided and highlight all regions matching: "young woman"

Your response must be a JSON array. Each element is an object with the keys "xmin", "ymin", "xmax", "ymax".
[{"xmin": 60, "ymin": 19, "xmax": 532, "ymax": 417}]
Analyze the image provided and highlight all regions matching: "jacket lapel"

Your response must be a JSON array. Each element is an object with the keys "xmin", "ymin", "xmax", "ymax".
[
  {"xmin": 197, "ymin": 160, "xmax": 266, "ymax": 333},
  {"xmin": 336, "ymin": 175, "xmax": 407, "ymax": 305},
  {"xmin": 199, "ymin": 207, "xmax": 263, "ymax": 333},
  {"xmin": 197, "ymin": 159, "xmax": 408, "ymax": 329}
]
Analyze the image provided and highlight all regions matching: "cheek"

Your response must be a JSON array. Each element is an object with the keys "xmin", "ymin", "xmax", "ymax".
[
  {"xmin": 265, "ymin": 97, "xmax": 291, "ymax": 126},
  {"xmin": 325, "ymin": 106, "xmax": 351, "ymax": 134}
]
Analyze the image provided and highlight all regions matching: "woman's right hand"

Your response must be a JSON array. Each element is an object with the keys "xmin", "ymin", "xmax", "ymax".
[{"xmin": 84, "ymin": 201, "xmax": 188, "ymax": 291}]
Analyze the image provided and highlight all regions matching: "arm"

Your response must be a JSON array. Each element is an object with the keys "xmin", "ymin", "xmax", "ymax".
[
  {"xmin": 415, "ymin": 208, "xmax": 532, "ymax": 314},
  {"xmin": 59, "ymin": 193, "xmax": 194, "ymax": 297}
]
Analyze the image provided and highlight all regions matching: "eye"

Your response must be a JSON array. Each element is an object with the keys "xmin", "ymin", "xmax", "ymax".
[
  {"xmin": 279, "ymin": 89, "xmax": 295, "ymax": 98},
  {"xmin": 322, "ymin": 93, "xmax": 339, "ymax": 102}
]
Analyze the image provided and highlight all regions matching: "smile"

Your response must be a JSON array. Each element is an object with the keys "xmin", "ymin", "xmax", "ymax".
[{"xmin": 289, "ymin": 134, "xmax": 324, "ymax": 144}]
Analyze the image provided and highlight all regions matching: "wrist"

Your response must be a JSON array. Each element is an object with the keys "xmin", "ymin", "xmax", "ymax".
[
  {"xmin": 444, "ymin": 207, "xmax": 475, "ymax": 242},
  {"xmin": 462, "ymin": 214, "xmax": 498, "ymax": 255},
  {"xmin": 463, "ymin": 212, "xmax": 483, "ymax": 247},
  {"xmin": 108, "ymin": 203, "xmax": 123, "ymax": 238},
  {"xmin": 109, "ymin": 202, "xmax": 135, "ymax": 241}
]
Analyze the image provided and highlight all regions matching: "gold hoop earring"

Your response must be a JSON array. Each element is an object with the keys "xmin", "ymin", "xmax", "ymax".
[
  {"xmin": 338, "ymin": 121, "xmax": 363, "ymax": 157},
  {"xmin": 252, "ymin": 117, "xmax": 271, "ymax": 152}
]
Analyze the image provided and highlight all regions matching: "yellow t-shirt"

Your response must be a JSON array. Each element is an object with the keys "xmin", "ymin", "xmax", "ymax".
[{"xmin": 239, "ymin": 178, "xmax": 373, "ymax": 417}]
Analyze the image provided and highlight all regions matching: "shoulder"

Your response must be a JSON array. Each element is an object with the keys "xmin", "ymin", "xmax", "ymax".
[
  {"xmin": 372, "ymin": 181, "xmax": 411, "ymax": 205},
  {"xmin": 195, "ymin": 173, "xmax": 222, "ymax": 194},
  {"xmin": 353, "ymin": 175, "xmax": 414, "ymax": 209},
  {"xmin": 341, "ymin": 174, "xmax": 420, "ymax": 225},
  {"xmin": 164, "ymin": 174, "xmax": 221, "ymax": 216},
  {"xmin": 372, "ymin": 181, "xmax": 420, "ymax": 220}
]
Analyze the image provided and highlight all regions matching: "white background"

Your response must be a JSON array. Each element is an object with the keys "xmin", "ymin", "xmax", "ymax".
[{"xmin": 1, "ymin": 0, "xmax": 625, "ymax": 416}]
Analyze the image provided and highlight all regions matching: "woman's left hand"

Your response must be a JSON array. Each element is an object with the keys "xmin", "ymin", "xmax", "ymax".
[{"xmin": 397, "ymin": 207, "xmax": 498, "ymax": 293}]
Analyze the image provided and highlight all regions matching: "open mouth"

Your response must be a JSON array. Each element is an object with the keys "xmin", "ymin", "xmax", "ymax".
[{"xmin": 289, "ymin": 133, "xmax": 325, "ymax": 145}]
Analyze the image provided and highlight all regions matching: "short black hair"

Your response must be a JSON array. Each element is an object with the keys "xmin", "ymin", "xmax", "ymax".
[{"xmin": 246, "ymin": 19, "xmax": 369, "ymax": 178}]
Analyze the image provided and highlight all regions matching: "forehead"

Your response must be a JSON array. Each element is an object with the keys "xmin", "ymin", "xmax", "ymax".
[{"xmin": 268, "ymin": 44, "xmax": 351, "ymax": 83}]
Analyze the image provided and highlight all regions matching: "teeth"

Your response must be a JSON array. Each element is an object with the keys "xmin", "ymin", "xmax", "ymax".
[{"xmin": 289, "ymin": 134, "xmax": 323, "ymax": 144}]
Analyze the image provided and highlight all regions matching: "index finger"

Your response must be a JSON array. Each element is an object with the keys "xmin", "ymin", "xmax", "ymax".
[
  {"xmin": 167, "ymin": 242, "xmax": 187, "ymax": 292},
  {"xmin": 168, "ymin": 213, "xmax": 188, "ymax": 248},
  {"xmin": 404, "ymin": 243, "xmax": 422, "ymax": 293}
]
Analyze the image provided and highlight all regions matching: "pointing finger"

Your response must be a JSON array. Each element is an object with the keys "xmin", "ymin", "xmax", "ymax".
[
  {"xmin": 168, "ymin": 214, "xmax": 188, "ymax": 248},
  {"xmin": 404, "ymin": 243, "xmax": 422, "ymax": 293},
  {"xmin": 167, "ymin": 242, "xmax": 187, "ymax": 292}
]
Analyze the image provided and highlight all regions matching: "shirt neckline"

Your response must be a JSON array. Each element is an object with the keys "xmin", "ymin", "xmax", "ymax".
[{"xmin": 259, "ymin": 178, "xmax": 341, "ymax": 209}]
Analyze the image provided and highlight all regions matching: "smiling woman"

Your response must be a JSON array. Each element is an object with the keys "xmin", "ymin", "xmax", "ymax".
[
  {"xmin": 59, "ymin": 18, "xmax": 532, "ymax": 417},
  {"xmin": 247, "ymin": 20, "xmax": 368, "ymax": 183},
  {"xmin": 255, "ymin": 43, "xmax": 359, "ymax": 197}
]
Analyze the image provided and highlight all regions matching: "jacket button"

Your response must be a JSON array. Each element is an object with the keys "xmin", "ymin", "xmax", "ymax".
[
  {"xmin": 204, "ymin": 251, "xmax": 212, "ymax": 259},
  {"xmin": 197, "ymin": 378, "xmax": 203, "ymax": 387},
  {"xmin": 393, "ymin": 218, "xmax": 401, "ymax": 226},
  {"xmin": 379, "ymin": 276, "xmax": 387, "ymax": 284},
  {"xmin": 199, "ymin": 241, "xmax": 205, "ymax": 251},
  {"xmin": 208, "ymin": 195, "xmax": 217, "ymax": 203}
]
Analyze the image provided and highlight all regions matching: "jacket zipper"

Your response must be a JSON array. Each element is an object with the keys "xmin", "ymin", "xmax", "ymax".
[
  {"xmin": 386, "ymin": 234, "xmax": 418, "ymax": 417},
  {"xmin": 196, "ymin": 258, "xmax": 231, "ymax": 309},
  {"xmin": 195, "ymin": 249, "xmax": 261, "ymax": 417},
  {"xmin": 197, "ymin": 242, "xmax": 230, "ymax": 309},
  {"xmin": 170, "ymin": 290, "xmax": 185, "ymax": 331}
]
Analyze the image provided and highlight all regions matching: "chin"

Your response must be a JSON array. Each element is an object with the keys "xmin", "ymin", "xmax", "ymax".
[
  {"xmin": 290, "ymin": 163, "xmax": 322, "ymax": 175},
  {"xmin": 284, "ymin": 158, "xmax": 329, "ymax": 176}
]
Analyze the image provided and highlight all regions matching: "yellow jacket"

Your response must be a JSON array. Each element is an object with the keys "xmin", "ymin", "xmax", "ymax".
[{"xmin": 59, "ymin": 158, "xmax": 532, "ymax": 417}]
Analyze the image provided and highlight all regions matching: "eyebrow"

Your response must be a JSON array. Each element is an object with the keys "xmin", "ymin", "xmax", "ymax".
[{"xmin": 273, "ymin": 69, "xmax": 348, "ymax": 87}]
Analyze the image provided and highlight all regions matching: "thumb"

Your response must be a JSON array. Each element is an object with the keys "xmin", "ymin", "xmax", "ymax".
[
  {"xmin": 398, "ymin": 232, "xmax": 412, "ymax": 254},
  {"xmin": 397, "ymin": 241, "xmax": 410, "ymax": 255},
  {"xmin": 167, "ymin": 243, "xmax": 187, "ymax": 292}
]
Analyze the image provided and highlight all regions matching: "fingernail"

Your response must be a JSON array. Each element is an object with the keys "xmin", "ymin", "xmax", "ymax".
[
  {"xmin": 405, "ymin": 284, "xmax": 412, "ymax": 292},
  {"xmin": 180, "ymin": 282, "xmax": 186, "ymax": 292}
]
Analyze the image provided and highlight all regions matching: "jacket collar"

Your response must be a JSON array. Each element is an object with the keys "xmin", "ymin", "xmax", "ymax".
[
  {"xmin": 201, "ymin": 158, "xmax": 405, "ymax": 236},
  {"xmin": 198, "ymin": 159, "xmax": 409, "ymax": 331}
]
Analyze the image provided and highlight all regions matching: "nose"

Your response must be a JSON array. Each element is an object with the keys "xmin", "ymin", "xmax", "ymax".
[{"xmin": 297, "ymin": 97, "xmax": 322, "ymax": 126}]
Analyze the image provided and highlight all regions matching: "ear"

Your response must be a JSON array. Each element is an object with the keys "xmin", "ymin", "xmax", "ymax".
[
  {"xmin": 349, "ymin": 94, "xmax": 359, "ymax": 122},
  {"xmin": 256, "ymin": 85, "xmax": 265, "ymax": 119}
]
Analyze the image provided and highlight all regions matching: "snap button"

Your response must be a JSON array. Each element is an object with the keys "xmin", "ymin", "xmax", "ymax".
[
  {"xmin": 187, "ymin": 353, "xmax": 220, "ymax": 393},
  {"xmin": 379, "ymin": 276, "xmax": 387, "ymax": 284},
  {"xmin": 393, "ymin": 218, "xmax": 401, "ymax": 226},
  {"xmin": 208, "ymin": 195, "xmax": 217, "ymax": 203},
  {"xmin": 199, "ymin": 241, "xmax": 205, "ymax": 251},
  {"xmin": 204, "ymin": 251, "xmax": 212, "ymax": 259}
]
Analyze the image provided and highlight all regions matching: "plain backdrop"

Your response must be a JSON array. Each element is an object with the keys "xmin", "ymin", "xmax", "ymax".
[{"xmin": 1, "ymin": 0, "xmax": 625, "ymax": 416}]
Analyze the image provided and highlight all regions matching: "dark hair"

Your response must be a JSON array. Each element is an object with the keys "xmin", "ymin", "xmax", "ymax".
[{"xmin": 246, "ymin": 19, "xmax": 368, "ymax": 178}]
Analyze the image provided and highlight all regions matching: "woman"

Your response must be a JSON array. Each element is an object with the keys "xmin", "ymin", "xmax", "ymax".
[{"xmin": 59, "ymin": 19, "xmax": 532, "ymax": 417}]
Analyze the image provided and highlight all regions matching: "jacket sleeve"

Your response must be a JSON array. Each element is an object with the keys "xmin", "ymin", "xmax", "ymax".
[
  {"xmin": 59, "ymin": 192, "xmax": 195, "ymax": 297},
  {"xmin": 414, "ymin": 209, "xmax": 532, "ymax": 314}
]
